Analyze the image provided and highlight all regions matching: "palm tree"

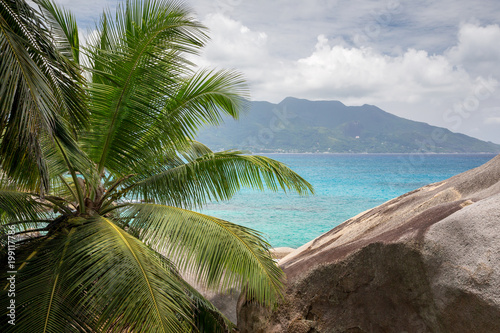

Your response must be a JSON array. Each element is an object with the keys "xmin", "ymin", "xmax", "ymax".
[{"xmin": 1, "ymin": 0, "xmax": 313, "ymax": 332}]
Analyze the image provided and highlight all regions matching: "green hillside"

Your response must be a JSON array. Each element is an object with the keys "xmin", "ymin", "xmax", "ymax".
[{"xmin": 196, "ymin": 97, "xmax": 500, "ymax": 153}]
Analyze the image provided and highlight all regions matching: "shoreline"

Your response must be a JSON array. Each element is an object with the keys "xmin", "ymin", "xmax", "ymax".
[{"xmin": 255, "ymin": 152, "xmax": 499, "ymax": 155}]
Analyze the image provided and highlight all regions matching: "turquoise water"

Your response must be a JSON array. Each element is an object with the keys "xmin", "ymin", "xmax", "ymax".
[{"xmin": 198, "ymin": 154, "xmax": 497, "ymax": 248}]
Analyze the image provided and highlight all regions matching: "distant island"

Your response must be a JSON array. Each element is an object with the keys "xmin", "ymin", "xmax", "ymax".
[{"xmin": 196, "ymin": 97, "xmax": 500, "ymax": 153}]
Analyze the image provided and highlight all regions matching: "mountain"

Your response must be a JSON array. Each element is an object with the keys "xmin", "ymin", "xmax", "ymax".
[{"xmin": 196, "ymin": 97, "xmax": 500, "ymax": 153}]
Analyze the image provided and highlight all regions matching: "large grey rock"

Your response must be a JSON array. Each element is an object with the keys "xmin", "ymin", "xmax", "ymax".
[{"xmin": 237, "ymin": 154, "xmax": 500, "ymax": 333}]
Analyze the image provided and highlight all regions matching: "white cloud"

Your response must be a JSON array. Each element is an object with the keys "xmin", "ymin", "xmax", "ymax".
[
  {"xmin": 200, "ymin": 19, "xmax": 473, "ymax": 105},
  {"xmin": 200, "ymin": 13, "xmax": 268, "ymax": 69},
  {"xmin": 446, "ymin": 23, "xmax": 500, "ymax": 77},
  {"xmin": 291, "ymin": 36, "xmax": 470, "ymax": 102}
]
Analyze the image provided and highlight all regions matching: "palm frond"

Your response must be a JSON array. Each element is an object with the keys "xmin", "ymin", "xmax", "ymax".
[
  {"xmin": 123, "ymin": 69, "xmax": 249, "ymax": 174},
  {"xmin": 35, "ymin": 0, "xmax": 80, "ymax": 63},
  {"xmin": 121, "ymin": 150, "xmax": 314, "ymax": 209},
  {"xmin": 162, "ymin": 68, "xmax": 249, "ymax": 126},
  {"xmin": 0, "ymin": 190, "xmax": 51, "ymax": 257},
  {"xmin": 145, "ymin": 246, "xmax": 236, "ymax": 332},
  {"xmin": 122, "ymin": 203, "xmax": 285, "ymax": 306},
  {"xmin": 1, "ymin": 215, "xmax": 200, "ymax": 332},
  {"xmin": 0, "ymin": 188, "xmax": 48, "ymax": 222},
  {"xmin": 0, "ymin": 0, "xmax": 88, "ymax": 190},
  {"xmin": 138, "ymin": 68, "xmax": 249, "ymax": 152},
  {"xmin": 0, "ymin": 233, "xmax": 94, "ymax": 333},
  {"xmin": 62, "ymin": 216, "xmax": 195, "ymax": 332},
  {"xmin": 81, "ymin": 0, "xmax": 208, "ymax": 174}
]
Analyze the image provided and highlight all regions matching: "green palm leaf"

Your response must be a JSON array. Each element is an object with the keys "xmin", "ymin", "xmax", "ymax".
[
  {"xmin": 63, "ymin": 216, "xmax": 195, "ymax": 332},
  {"xmin": 0, "ymin": 189, "xmax": 51, "ymax": 257},
  {"xmin": 35, "ymin": 0, "xmax": 80, "ymax": 63},
  {"xmin": 122, "ymin": 150, "xmax": 314, "ymax": 209},
  {"xmin": 1, "ymin": 216, "xmax": 198, "ymax": 333},
  {"xmin": 1, "ymin": 232, "xmax": 94, "ymax": 333},
  {"xmin": 153, "ymin": 68, "xmax": 249, "ymax": 138},
  {"xmin": 123, "ymin": 68, "xmax": 249, "ymax": 177},
  {"xmin": 82, "ymin": 0, "xmax": 208, "ymax": 174},
  {"xmin": 122, "ymin": 203, "xmax": 285, "ymax": 306},
  {"xmin": 0, "ymin": 189, "xmax": 47, "ymax": 222},
  {"xmin": 144, "ymin": 246, "xmax": 236, "ymax": 332},
  {"xmin": 0, "ymin": 0, "xmax": 88, "ymax": 190}
]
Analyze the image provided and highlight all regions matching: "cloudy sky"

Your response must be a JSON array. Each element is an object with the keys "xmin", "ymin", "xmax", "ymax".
[{"xmin": 54, "ymin": 0, "xmax": 500, "ymax": 143}]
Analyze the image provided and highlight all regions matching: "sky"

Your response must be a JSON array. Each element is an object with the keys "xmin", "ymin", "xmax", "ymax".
[{"xmin": 53, "ymin": 0, "xmax": 500, "ymax": 144}]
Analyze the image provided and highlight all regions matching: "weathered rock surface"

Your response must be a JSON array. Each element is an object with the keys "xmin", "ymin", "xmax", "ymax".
[
  {"xmin": 237, "ymin": 154, "xmax": 500, "ymax": 333},
  {"xmin": 271, "ymin": 247, "xmax": 296, "ymax": 260}
]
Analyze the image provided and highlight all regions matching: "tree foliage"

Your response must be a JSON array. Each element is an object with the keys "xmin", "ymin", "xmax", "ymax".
[{"xmin": 0, "ymin": 0, "xmax": 314, "ymax": 331}]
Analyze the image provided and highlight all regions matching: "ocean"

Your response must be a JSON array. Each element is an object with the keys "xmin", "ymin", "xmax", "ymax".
[{"xmin": 198, "ymin": 153, "xmax": 497, "ymax": 248}]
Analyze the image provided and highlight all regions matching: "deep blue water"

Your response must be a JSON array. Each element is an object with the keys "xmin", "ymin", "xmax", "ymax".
[{"xmin": 198, "ymin": 154, "xmax": 497, "ymax": 248}]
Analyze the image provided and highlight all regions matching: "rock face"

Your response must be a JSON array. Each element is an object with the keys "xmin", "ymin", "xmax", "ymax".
[
  {"xmin": 237, "ymin": 154, "xmax": 500, "ymax": 333},
  {"xmin": 271, "ymin": 247, "xmax": 296, "ymax": 260}
]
